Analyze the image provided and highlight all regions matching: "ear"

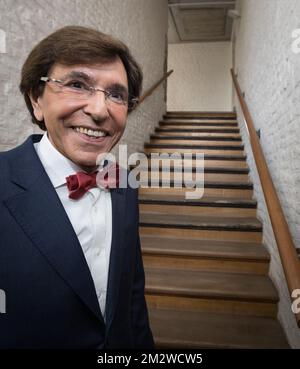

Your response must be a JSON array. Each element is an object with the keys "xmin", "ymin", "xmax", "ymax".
[{"xmin": 29, "ymin": 93, "xmax": 44, "ymax": 122}]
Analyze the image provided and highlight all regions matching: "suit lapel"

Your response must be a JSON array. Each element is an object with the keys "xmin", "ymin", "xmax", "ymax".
[{"xmin": 4, "ymin": 135, "xmax": 104, "ymax": 324}]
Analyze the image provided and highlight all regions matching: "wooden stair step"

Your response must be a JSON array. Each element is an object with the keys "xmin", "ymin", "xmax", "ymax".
[
  {"xmin": 152, "ymin": 133, "xmax": 241, "ymax": 140},
  {"xmin": 145, "ymin": 267, "xmax": 278, "ymax": 317},
  {"xmin": 139, "ymin": 186, "xmax": 253, "ymax": 200},
  {"xmin": 139, "ymin": 179, "xmax": 253, "ymax": 189},
  {"xmin": 140, "ymin": 213, "xmax": 261, "ymax": 241},
  {"xmin": 138, "ymin": 168, "xmax": 249, "ymax": 183},
  {"xmin": 140, "ymin": 213, "xmax": 261, "ymax": 232},
  {"xmin": 158, "ymin": 126, "xmax": 239, "ymax": 133},
  {"xmin": 145, "ymin": 267, "xmax": 277, "ymax": 302},
  {"xmin": 139, "ymin": 194, "xmax": 256, "ymax": 207},
  {"xmin": 141, "ymin": 235, "xmax": 269, "ymax": 261},
  {"xmin": 139, "ymin": 166, "xmax": 249, "ymax": 174},
  {"xmin": 166, "ymin": 110, "xmax": 236, "ymax": 113},
  {"xmin": 144, "ymin": 145, "xmax": 244, "ymax": 156},
  {"xmin": 145, "ymin": 149, "xmax": 245, "ymax": 156},
  {"xmin": 141, "ymin": 235, "xmax": 269, "ymax": 275},
  {"xmin": 149, "ymin": 308, "xmax": 289, "ymax": 348},
  {"xmin": 139, "ymin": 194, "xmax": 255, "ymax": 218},
  {"xmin": 164, "ymin": 111, "xmax": 237, "ymax": 119},
  {"xmin": 145, "ymin": 143, "xmax": 244, "ymax": 150},
  {"xmin": 151, "ymin": 134, "xmax": 241, "ymax": 141},
  {"xmin": 155, "ymin": 130, "xmax": 241, "ymax": 140},
  {"xmin": 160, "ymin": 121, "xmax": 238, "ymax": 127},
  {"xmin": 149, "ymin": 138, "xmax": 243, "ymax": 147},
  {"xmin": 145, "ymin": 153, "xmax": 246, "ymax": 161},
  {"xmin": 144, "ymin": 153, "xmax": 248, "ymax": 169}
]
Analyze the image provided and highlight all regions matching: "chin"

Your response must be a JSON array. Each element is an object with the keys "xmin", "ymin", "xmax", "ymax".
[{"xmin": 71, "ymin": 155, "xmax": 98, "ymax": 170}]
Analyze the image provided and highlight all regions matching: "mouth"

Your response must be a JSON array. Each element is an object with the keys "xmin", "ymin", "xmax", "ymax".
[{"xmin": 72, "ymin": 126, "xmax": 110, "ymax": 142}]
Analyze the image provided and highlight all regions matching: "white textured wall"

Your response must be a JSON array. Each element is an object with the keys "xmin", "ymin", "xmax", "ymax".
[
  {"xmin": 0, "ymin": 0, "xmax": 168, "ymax": 155},
  {"xmin": 167, "ymin": 42, "xmax": 233, "ymax": 112},
  {"xmin": 233, "ymin": 0, "xmax": 300, "ymax": 348}
]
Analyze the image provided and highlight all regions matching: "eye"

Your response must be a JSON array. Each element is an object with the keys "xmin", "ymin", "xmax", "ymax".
[
  {"xmin": 65, "ymin": 80, "xmax": 89, "ymax": 91},
  {"xmin": 108, "ymin": 90, "xmax": 126, "ymax": 103}
]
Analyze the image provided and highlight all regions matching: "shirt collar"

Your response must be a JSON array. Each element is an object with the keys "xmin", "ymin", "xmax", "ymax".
[{"xmin": 34, "ymin": 133, "xmax": 83, "ymax": 189}]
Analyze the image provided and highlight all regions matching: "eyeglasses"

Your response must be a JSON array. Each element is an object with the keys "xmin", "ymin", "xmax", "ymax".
[{"xmin": 39, "ymin": 76, "xmax": 139, "ymax": 110}]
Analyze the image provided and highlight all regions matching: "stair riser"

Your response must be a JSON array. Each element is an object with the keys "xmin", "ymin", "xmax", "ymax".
[
  {"xmin": 140, "ymin": 227, "xmax": 262, "ymax": 243},
  {"xmin": 145, "ymin": 295, "xmax": 277, "ymax": 318},
  {"xmin": 149, "ymin": 310, "xmax": 289, "ymax": 349},
  {"xmin": 144, "ymin": 159, "xmax": 248, "ymax": 169},
  {"xmin": 163, "ymin": 115, "xmax": 237, "ymax": 119},
  {"xmin": 164, "ymin": 112, "xmax": 236, "ymax": 118},
  {"xmin": 139, "ymin": 187, "xmax": 253, "ymax": 199},
  {"xmin": 159, "ymin": 125, "xmax": 239, "ymax": 131},
  {"xmin": 144, "ymin": 148, "xmax": 245, "ymax": 155},
  {"xmin": 150, "ymin": 139, "xmax": 243, "ymax": 147},
  {"xmin": 162, "ymin": 119, "xmax": 237, "ymax": 124},
  {"xmin": 143, "ymin": 254, "xmax": 269, "ymax": 275},
  {"xmin": 155, "ymin": 131, "xmax": 241, "ymax": 138},
  {"xmin": 139, "ymin": 204, "xmax": 256, "ymax": 218},
  {"xmin": 139, "ymin": 171, "xmax": 249, "ymax": 183}
]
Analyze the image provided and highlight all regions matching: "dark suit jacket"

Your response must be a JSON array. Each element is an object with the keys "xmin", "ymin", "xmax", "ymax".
[{"xmin": 0, "ymin": 135, "xmax": 154, "ymax": 349}]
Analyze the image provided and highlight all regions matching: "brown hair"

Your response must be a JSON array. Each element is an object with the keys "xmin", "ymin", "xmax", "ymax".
[{"xmin": 19, "ymin": 26, "xmax": 143, "ymax": 130}]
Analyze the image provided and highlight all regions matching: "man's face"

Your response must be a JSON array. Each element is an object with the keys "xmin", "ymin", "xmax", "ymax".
[{"xmin": 30, "ymin": 59, "xmax": 129, "ymax": 171}]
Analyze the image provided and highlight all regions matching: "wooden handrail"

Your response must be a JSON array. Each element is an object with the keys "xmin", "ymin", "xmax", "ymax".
[
  {"xmin": 137, "ymin": 69, "xmax": 174, "ymax": 106},
  {"xmin": 231, "ymin": 68, "xmax": 300, "ymax": 327}
]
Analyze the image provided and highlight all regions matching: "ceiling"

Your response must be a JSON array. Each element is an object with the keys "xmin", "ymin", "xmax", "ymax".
[{"xmin": 168, "ymin": 0, "xmax": 236, "ymax": 43}]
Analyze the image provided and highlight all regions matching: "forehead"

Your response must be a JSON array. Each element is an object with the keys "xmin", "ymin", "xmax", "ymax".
[{"xmin": 50, "ymin": 58, "xmax": 128, "ymax": 87}]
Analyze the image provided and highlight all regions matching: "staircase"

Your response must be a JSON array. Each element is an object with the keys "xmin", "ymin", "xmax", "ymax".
[{"xmin": 139, "ymin": 111, "xmax": 289, "ymax": 349}]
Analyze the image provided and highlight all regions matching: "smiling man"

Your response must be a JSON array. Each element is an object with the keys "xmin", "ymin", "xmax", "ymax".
[{"xmin": 0, "ymin": 26, "xmax": 154, "ymax": 349}]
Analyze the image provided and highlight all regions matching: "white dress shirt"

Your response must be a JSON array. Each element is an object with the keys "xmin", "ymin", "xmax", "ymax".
[{"xmin": 34, "ymin": 133, "xmax": 112, "ymax": 320}]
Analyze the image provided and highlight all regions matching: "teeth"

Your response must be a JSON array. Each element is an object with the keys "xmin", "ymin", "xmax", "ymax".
[{"xmin": 74, "ymin": 127, "xmax": 106, "ymax": 138}]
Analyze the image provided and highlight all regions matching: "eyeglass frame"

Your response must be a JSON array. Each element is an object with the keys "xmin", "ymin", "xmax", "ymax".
[{"xmin": 39, "ymin": 76, "xmax": 139, "ymax": 110}]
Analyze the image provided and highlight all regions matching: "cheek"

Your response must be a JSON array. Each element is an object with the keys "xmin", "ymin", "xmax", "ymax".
[
  {"xmin": 43, "ymin": 99, "xmax": 84, "ymax": 124},
  {"xmin": 114, "ymin": 114, "xmax": 127, "ymax": 133}
]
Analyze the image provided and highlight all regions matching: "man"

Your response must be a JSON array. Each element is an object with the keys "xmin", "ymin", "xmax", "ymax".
[{"xmin": 0, "ymin": 26, "xmax": 154, "ymax": 349}]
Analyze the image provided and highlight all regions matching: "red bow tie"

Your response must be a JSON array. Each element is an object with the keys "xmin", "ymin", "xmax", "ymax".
[{"xmin": 66, "ymin": 162, "xmax": 120, "ymax": 200}]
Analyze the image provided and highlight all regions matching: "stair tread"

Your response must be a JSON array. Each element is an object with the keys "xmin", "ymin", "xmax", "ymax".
[
  {"xmin": 141, "ymin": 235, "xmax": 269, "ymax": 261},
  {"xmin": 144, "ymin": 153, "xmax": 247, "ymax": 160},
  {"xmin": 149, "ymin": 308, "xmax": 289, "ymax": 348},
  {"xmin": 139, "ymin": 193, "xmax": 256, "ymax": 207},
  {"xmin": 140, "ymin": 180, "xmax": 253, "ymax": 189},
  {"xmin": 145, "ymin": 267, "xmax": 278, "ymax": 302},
  {"xmin": 160, "ymin": 121, "xmax": 238, "ymax": 125},
  {"xmin": 166, "ymin": 111, "xmax": 236, "ymax": 115},
  {"xmin": 140, "ymin": 212, "xmax": 262, "ymax": 231},
  {"xmin": 139, "ymin": 166, "xmax": 249, "ymax": 174},
  {"xmin": 164, "ymin": 113, "xmax": 237, "ymax": 120},
  {"xmin": 145, "ymin": 142, "xmax": 243, "ymax": 149},
  {"xmin": 157, "ymin": 127, "xmax": 239, "ymax": 131},
  {"xmin": 150, "ymin": 134, "xmax": 242, "ymax": 141},
  {"xmin": 159, "ymin": 124, "xmax": 238, "ymax": 130}
]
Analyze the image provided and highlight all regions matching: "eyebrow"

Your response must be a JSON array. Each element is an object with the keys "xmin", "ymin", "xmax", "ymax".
[
  {"xmin": 62, "ymin": 71, "xmax": 95, "ymax": 82},
  {"xmin": 61, "ymin": 71, "xmax": 128, "ymax": 94}
]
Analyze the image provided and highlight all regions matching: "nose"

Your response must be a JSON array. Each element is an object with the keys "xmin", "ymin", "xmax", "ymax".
[{"xmin": 82, "ymin": 90, "xmax": 109, "ymax": 122}]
